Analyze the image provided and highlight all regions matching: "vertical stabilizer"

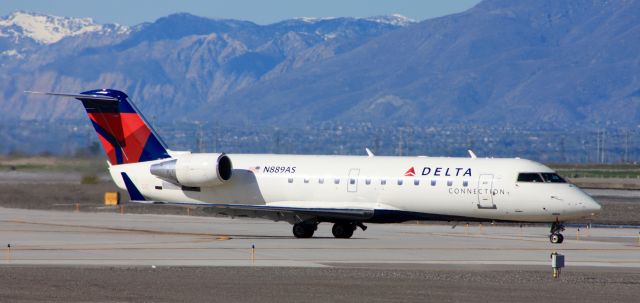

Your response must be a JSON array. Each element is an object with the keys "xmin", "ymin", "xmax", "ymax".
[{"xmin": 31, "ymin": 89, "xmax": 171, "ymax": 165}]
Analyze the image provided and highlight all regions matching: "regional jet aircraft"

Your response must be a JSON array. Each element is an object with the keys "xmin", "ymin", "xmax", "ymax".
[{"xmin": 30, "ymin": 89, "xmax": 601, "ymax": 243}]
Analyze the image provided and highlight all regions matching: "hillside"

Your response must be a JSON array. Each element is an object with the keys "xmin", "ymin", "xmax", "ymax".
[
  {"xmin": 0, "ymin": 12, "xmax": 410, "ymax": 122},
  {"xmin": 213, "ymin": 0, "xmax": 640, "ymax": 126},
  {"xmin": 1, "ymin": 0, "xmax": 639, "ymax": 129}
]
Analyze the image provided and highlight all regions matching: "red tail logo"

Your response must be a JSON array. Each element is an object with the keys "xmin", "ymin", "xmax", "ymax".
[
  {"xmin": 404, "ymin": 167, "xmax": 416, "ymax": 176},
  {"xmin": 78, "ymin": 89, "xmax": 170, "ymax": 165}
]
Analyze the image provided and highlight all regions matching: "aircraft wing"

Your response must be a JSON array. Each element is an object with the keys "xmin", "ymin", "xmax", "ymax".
[{"xmin": 129, "ymin": 200, "xmax": 375, "ymax": 224}]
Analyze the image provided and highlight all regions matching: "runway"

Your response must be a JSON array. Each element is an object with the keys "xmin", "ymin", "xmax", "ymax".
[{"xmin": 1, "ymin": 207, "xmax": 638, "ymax": 268}]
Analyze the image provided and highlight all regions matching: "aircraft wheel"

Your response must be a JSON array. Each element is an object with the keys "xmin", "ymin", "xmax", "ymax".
[
  {"xmin": 332, "ymin": 223, "xmax": 355, "ymax": 239},
  {"xmin": 550, "ymin": 233, "xmax": 564, "ymax": 244},
  {"xmin": 293, "ymin": 223, "xmax": 315, "ymax": 238}
]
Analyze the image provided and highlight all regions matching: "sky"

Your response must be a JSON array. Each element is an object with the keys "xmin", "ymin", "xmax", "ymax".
[{"xmin": 0, "ymin": 0, "xmax": 481, "ymax": 25}]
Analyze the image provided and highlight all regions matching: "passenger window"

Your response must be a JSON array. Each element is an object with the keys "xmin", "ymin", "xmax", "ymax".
[
  {"xmin": 319, "ymin": 178, "xmax": 324, "ymax": 184},
  {"xmin": 288, "ymin": 178, "xmax": 293, "ymax": 183},
  {"xmin": 517, "ymin": 173, "xmax": 544, "ymax": 183},
  {"xmin": 304, "ymin": 178, "xmax": 309, "ymax": 184},
  {"xmin": 334, "ymin": 178, "xmax": 340, "ymax": 184},
  {"xmin": 431, "ymin": 180, "xmax": 436, "ymax": 186},
  {"xmin": 397, "ymin": 179, "xmax": 403, "ymax": 185},
  {"xmin": 381, "ymin": 179, "xmax": 387, "ymax": 185},
  {"xmin": 463, "ymin": 180, "xmax": 469, "ymax": 187},
  {"xmin": 365, "ymin": 178, "xmax": 371, "ymax": 185},
  {"xmin": 350, "ymin": 178, "xmax": 356, "ymax": 185},
  {"xmin": 541, "ymin": 173, "xmax": 567, "ymax": 183},
  {"xmin": 414, "ymin": 179, "xmax": 420, "ymax": 186},
  {"xmin": 447, "ymin": 180, "xmax": 453, "ymax": 187}
]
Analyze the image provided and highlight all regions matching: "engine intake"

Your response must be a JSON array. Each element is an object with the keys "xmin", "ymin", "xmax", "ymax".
[{"xmin": 150, "ymin": 153, "xmax": 232, "ymax": 187}]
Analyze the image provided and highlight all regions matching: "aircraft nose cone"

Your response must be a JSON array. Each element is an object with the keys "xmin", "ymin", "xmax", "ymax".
[
  {"xmin": 589, "ymin": 199, "xmax": 602, "ymax": 213},
  {"xmin": 584, "ymin": 196, "xmax": 602, "ymax": 216}
]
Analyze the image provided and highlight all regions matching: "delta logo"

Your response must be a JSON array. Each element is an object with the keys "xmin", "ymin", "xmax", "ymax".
[
  {"xmin": 404, "ymin": 166, "xmax": 473, "ymax": 177},
  {"xmin": 404, "ymin": 167, "xmax": 416, "ymax": 176}
]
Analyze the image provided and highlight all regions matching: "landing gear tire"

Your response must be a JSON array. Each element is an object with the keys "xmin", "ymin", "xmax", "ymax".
[
  {"xmin": 550, "ymin": 233, "xmax": 564, "ymax": 244},
  {"xmin": 549, "ymin": 221, "xmax": 565, "ymax": 244},
  {"xmin": 293, "ymin": 223, "xmax": 316, "ymax": 238},
  {"xmin": 332, "ymin": 223, "xmax": 355, "ymax": 239}
]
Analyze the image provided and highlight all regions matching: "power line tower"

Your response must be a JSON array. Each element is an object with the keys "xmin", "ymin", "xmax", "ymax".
[
  {"xmin": 601, "ymin": 129, "xmax": 606, "ymax": 164},
  {"xmin": 396, "ymin": 129, "xmax": 404, "ymax": 156},
  {"xmin": 559, "ymin": 137, "xmax": 566, "ymax": 163},
  {"xmin": 195, "ymin": 121, "xmax": 204, "ymax": 153},
  {"xmin": 374, "ymin": 134, "xmax": 381, "ymax": 155},
  {"xmin": 212, "ymin": 122, "xmax": 219, "ymax": 152},
  {"xmin": 595, "ymin": 129, "xmax": 600, "ymax": 163},
  {"xmin": 274, "ymin": 128, "xmax": 281, "ymax": 154},
  {"xmin": 624, "ymin": 130, "xmax": 630, "ymax": 163},
  {"xmin": 595, "ymin": 128, "xmax": 606, "ymax": 164}
]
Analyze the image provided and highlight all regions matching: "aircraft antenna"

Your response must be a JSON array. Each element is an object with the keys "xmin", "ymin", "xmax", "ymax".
[{"xmin": 365, "ymin": 148, "xmax": 375, "ymax": 157}]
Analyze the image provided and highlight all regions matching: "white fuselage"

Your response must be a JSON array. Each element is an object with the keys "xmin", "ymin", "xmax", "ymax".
[{"xmin": 109, "ymin": 154, "xmax": 601, "ymax": 223}]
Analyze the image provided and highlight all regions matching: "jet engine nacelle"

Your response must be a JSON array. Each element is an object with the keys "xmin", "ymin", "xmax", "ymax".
[{"xmin": 150, "ymin": 153, "xmax": 232, "ymax": 187}]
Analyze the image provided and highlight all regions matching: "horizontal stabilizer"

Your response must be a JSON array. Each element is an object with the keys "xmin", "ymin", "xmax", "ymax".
[{"xmin": 25, "ymin": 91, "xmax": 118, "ymax": 101}]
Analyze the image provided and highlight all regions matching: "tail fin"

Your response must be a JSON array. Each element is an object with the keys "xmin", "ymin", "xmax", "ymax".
[{"xmin": 29, "ymin": 89, "xmax": 170, "ymax": 165}]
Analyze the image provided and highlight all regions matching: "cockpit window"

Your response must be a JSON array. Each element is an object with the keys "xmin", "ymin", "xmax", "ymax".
[
  {"xmin": 517, "ymin": 172, "xmax": 567, "ymax": 183},
  {"xmin": 517, "ymin": 173, "xmax": 544, "ymax": 182},
  {"xmin": 541, "ymin": 173, "xmax": 567, "ymax": 183}
]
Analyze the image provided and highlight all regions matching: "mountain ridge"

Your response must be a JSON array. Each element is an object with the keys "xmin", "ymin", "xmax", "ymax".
[
  {"xmin": 1, "ymin": 1, "xmax": 639, "ymax": 129},
  {"xmin": 209, "ymin": 0, "xmax": 639, "ymax": 126},
  {"xmin": 1, "ymin": 11, "xmax": 411, "ymax": 122}
]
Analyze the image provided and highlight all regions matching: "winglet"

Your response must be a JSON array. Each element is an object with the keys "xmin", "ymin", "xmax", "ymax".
[
  {"xmin": 121, "ymin": 172, "xmax": 146, "ymax": 201},
  {"xmin": 365, "ymin": 148, "xmax": 375, "ymax": 157},
  {"xmin": 468, "ymin": 150, "xmax": 477, "ymax": 158}
]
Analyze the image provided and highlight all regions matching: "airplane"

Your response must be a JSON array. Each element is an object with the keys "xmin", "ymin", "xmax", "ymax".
[{"xmin": 28, "ymin": 89, "xmax": 602, "ymax": 243}]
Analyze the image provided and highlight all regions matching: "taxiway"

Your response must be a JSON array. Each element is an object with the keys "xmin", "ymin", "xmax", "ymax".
[{"xmin": 1, "ymin": 207, "xmax": 638, "ymax": 268}]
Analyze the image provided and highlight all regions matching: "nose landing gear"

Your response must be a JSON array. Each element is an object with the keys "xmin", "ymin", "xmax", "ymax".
[{"xmin": 549, "ymin": 221, "xmax": 565, "ymax": 244}]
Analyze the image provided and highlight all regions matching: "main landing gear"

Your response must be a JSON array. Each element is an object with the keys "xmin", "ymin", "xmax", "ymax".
[
  {"xmin": 292, "ymin": 221, "xmax": 367, "ymax": 239},
  {"xmin": 331, "ymin": 222, "xmax": 368, "ymax": 239},
  {"xmin": 292, "ymin": 222, "xmax": 317, "ymax": 238},
  {"xmin": 549, "ymin": 221, "xmax": 565, "ymax": 244}
]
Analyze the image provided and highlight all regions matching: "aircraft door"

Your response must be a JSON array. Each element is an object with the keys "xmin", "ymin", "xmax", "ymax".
[
  {"xmin": 347, "ymin": 168, "xmax": 360, "ymax": 192},
  {"xmin": 477, "ymin": 174, "xmax": 496, "ymax": 209}
]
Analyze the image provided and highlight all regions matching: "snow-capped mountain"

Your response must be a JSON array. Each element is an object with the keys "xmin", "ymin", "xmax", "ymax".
[
  {"xmin": 0, "ymin": 11, "xmax": 409, "ymax": 121},
  {"xmin": 2, "ymin": 1, "xmax": 639, "ymax": 158},
  {"xmin": 0, "ymin": 0, "xmax": 638, "ymax": 138},
  {"xmin": 293, "ymin": 14, "xmax": 415, "ymax": 26},
  {"xmin": 365, "ymin": 14, "xmax": 416, "ymax": 26},
  {"xmin": 0, "ymin": 11, "xmax": 129, "ymax": 45}
]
